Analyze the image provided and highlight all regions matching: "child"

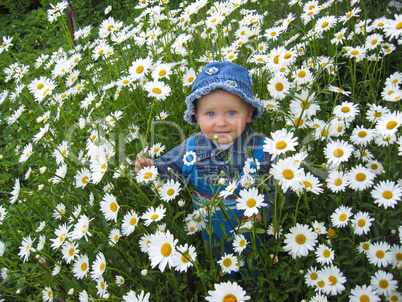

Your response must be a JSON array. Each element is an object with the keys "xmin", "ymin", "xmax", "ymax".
[{"xmin": 135, "ymin": 61, "xmax": 275, "ymax": 277}]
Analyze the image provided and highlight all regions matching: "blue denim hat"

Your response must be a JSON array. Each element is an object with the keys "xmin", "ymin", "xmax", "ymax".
[{"xmin": 183, "ymin": 61, "xmax": 265, "ymax": 124}]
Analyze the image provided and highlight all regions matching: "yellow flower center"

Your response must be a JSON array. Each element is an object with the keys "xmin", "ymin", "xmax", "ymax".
[
  {"xmin": 297, "ymin": 70, "xmax": 306, "ymax": 77},
  {"xmin": 355, "ymin": 173, "xmax": 366, "ymax": 182},
  {"xmin": 357, "ymin": 219, "xmax": 366, "ymax": 227},
  {"xmin": 379, "ymin": 279, "xmax": 389, "ymax": 289},
  {"xmin": 311, "ymin": 272, "xmax": 318, "ymax": 280},
  {"xmin": 152, "ymin": 88, "xmax": 162, "ymax": 94},
  {"xmin": 276, "ymin": 141, "xmax": 287, "ymax": 150},
  {"xmin": 283, "ymin": 169, "xmax": 294, "ymax": 180},
  {"xmin": 303, "ymin": 181, "xmax": 313, "ymax": 188},
  {"xmin": 110, "ymin": 202, "xmax": 117, "ymax": 212},
  {"xmin": 161, "ymin": 243, "xmax": 172, "ymax": 257},
  {"xmin": 284, "ymin": 53, "xmax": 291, "ymax": 59},
  {"xmin": 323, "ymin": 249, "xmax": 331, "ymax": 258},
  {"xmin": 395, "ymin": 252, "xmax": 402, "ymax": 261},
  {"xmin": 321, "ymin": 21, "xmax": 329, "ymax": 28},
  {"xmin": 107, "ymin": 25, "xmax": 114, "ymax": 31},
  {"xmin": 341, "ymin": 106, "xmax": 350, "ymax": 113},
  {"xmin": 397, "ymin": 22, "xmax": 402, "ymax": 30},
  {"xmin": 167, "ymin": 188, "xmax": 175, "ymax": 196},
  {"xmin": 386, "ymin": 121, "xmax": 397, "ymax": 130},
  {"xmin": 362, "ymin": 243, "xmax": 370, "ymax": 251},
  {"xmin": 339, "ymin": 214, "xmax": 347, "ymax": 221},
  {"xmin": 114, "ymin": 235, "xmax": 119, "ymax": 242},
  {"xmin": 59, "ymin": 233, "xmax": 66, "ymax": 242},
  {"xmin": 130, "ymin": 217, "xmax": 137, "ymax": 225},
  {"xmin": 151, "ymin": 214, "xmax": 159, "ymax": 220},
  {"xmin": 294, "ymin": 118, "xmax": 303, "ymax": 127},
  {"xmin": 358, "ymin": 131, "xmax": 367, "ymax": 138},
  {"xmin": 239, "ymin": 239, "xmax": 246, "ymax": 247},
  {"xmin": 295, "ymin": 234, "xmax": 306, "ymax": 244},
  {"xmin": 143, "ymin": 172, "xmax": 153, "ymax": 179},
  {"xmin": 223, "ymin": 258, "xmax": 232, "ymax": 267},
  {"xmin": 275, "ymin": 83, "xmax": 284, "ymax": 91},
  {"xmin": 159, "ymin": 70, "xmax": 166, "ymax": 77},
  {"xmin": 188, "ymin": 76, "xmax": 194, "ymax": 83},
  {"xmin": 329, "ymin": 276, "xmax": 337, "ymax": 285},
  {"xmin": 81, "ymin": 262, "xmax": 88, "ymax": 272},
  {"xmin": 333, "ymin": 149, "xmax": 344, "ymax": 158},
  {"xmin": 346, "ymin": 12, "xmax": 353, "ymax": 18},
  {"xmin": 223, "ymin": 294, "xmax": 237, "ymax": 302},
  {"xmin": 382, "ymin": 190, "xmax": 393, "ymax": 199},
  {"xmin": 181, "ymin": 253, "xmax": 190, "ymax": 263},
  {"xmin": 246, "ymin": 198, "xmax": 256, "ymax": 208},
  {"xmin": 273, "ymin": 55, "xmax": 280, "ymax": 64},
  {"xmin": 334, "ymin": 178, "xmax": 342, "ymax": 186},
  {"xmin": 351, "ymin": 50, "xmax": 359, "ymax": 55}
]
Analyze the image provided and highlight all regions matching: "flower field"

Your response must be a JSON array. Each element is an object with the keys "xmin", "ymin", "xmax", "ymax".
[{"xmin": 0, "ymin": 0, "xmax": 401, "ymax": 301}]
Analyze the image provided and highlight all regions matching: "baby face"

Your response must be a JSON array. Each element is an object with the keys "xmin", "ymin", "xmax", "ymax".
[{"xmin": 194, "ymin": 89, "xmax": 254, "ymax": 145}]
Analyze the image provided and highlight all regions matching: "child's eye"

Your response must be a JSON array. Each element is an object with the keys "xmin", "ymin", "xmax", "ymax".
[
  {"xmin": 228, "ymin": 110, "xmax": 236, "ymax": 116},
  {"xmin": 207, "ymin": 112, "xmax": 214, "ymax": 116}
]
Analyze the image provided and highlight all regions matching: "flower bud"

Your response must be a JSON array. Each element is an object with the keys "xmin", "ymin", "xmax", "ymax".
[
  {"xmin": 141, "ymin": 269, "xmax": 148, "ymax": 276},
  {"xmin": 391, "ymin": 229, "xmax": 396, "ymax": 235},
  {"xmin": 16, "ymin": 289, "xmax": 21, "ymax": 294},
  {"xmin": 39, "ymin": 167, "xmax": 47, "ymax": 174},
  {"xmin": 38, "ymin": 184, "xmax": 44, "ymax": 191},
  {"xmin": 103, "ymin": 293, "xmax": 110, "ymax": 299},
  {"xmin": 214, "ymin": 135, "xmax": 219, "ymax": 140},
  {"xmin": 299, "ymin": 269, "xmax": 304, "ymax": 274},
  {"xmin": 178, "ymin": 199, "xmax": 186, "ymax": 207},
  {"xmin": 0, "ymin": 154, "xmax": 4, "ymax": 160},
  {"xmin": 67, "ymin": 288, "xmax": 74, "ymax": 295},
  {"xmin": 218, "ymin": 178, "xmax": 226, "ymax": 186}
]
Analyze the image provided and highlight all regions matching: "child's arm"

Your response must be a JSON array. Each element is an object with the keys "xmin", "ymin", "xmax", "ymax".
[{"xmin": 134, "ymin": 154, "xmax": 155, "ymax": 172}]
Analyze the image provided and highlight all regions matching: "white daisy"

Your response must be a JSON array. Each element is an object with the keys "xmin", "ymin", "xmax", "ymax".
[
  {"xmin": 367, "ymin": 241, "xmax": 392, "ymax": 268},
  {"xmin": 232, "ymin": 234, "xmax": 248, "ymax": 255},
  {"xmin": 100, "ymin": 193, "xmax": 120, "ymax": 222},
  {"xmin": 158, "ymin": 180, "xmax": 182, "ymax": 202},
  {"xmin": 351, "ymin": 211, "xmax": 374, "ymax": 235},
  {"xmin": 141, "ymin": 206, "xmax": 166, "ymax": 226},
  {"xmin": 121, "ymin": 210, "xmax": 139, "ymax": 236},
  {"xmin": 283, "ymin": 223, "xmax": 318, "ymax": 258},
  {"xmin": 315, "ymin": 244, "xmax": 335, "ymax": 265},
  {"xmin": 217, "ymin": 253, "xmax": 240, "ymax": 274},
  {"xmin": 172, "ymin": 243, "xmax": 197, "ymax": 273},
  {"xmin": 331, "ymin": 206, "xmax": 353, "ymax": 228},
  {"xmin": 90, "ymin": 252, "xmax": 106, "ymax": 280},
  {"xmin": 347, "ymin": 164, "xmax": 376, "ymax": 191},
  {"xmin": 205, "ymin": 281, "xmax": 250, "ymax": 302},
  {"xmin": 349, "ymin": 284, "xmax": 380, "ymax": 302},
  {"xmin": 148, "ymin": 230, "xmax": 178, "ymax": 272},
  {"xmin": 263, "ymin": 128, "xmax": 298, "ymax": 160},
  {"xmin": 370, "ymin": 270, "xmax": 398, "ymax": 296},
  {"xmin": 236, "ymin": 187, "xmax": 267, "ymax": 217},
  {"xmin": 371, "ymin": 180, "xmax": 402, "ymax": 209}
]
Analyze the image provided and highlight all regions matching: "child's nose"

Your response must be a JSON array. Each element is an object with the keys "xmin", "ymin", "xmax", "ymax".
[{"xmin": 215, "ymin": 116, "xmax": 227, "ymax": 126}]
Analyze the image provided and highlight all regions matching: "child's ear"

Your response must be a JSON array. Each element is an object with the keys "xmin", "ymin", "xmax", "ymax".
[
  {"xmin": 194, "ymin": 111, "xmax": 199, "ymax": 125},
  {"xmin": 247, "ymin": 106, "xmax": 255, "ymax": 123}
]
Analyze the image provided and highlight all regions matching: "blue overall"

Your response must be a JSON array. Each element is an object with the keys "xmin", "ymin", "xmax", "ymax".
[{"xmin": 182, "ymin": 135, "xmax": 267, "ymax": 267}]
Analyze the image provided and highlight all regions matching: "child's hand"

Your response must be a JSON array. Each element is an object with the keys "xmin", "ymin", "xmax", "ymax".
[
  {"xmin": 134, "ymin": 154, "xmax": 155, "ymax": 172},
  {"xmin": 243, "ymin": 214, "xmax": 262, "ymax": 222}
]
